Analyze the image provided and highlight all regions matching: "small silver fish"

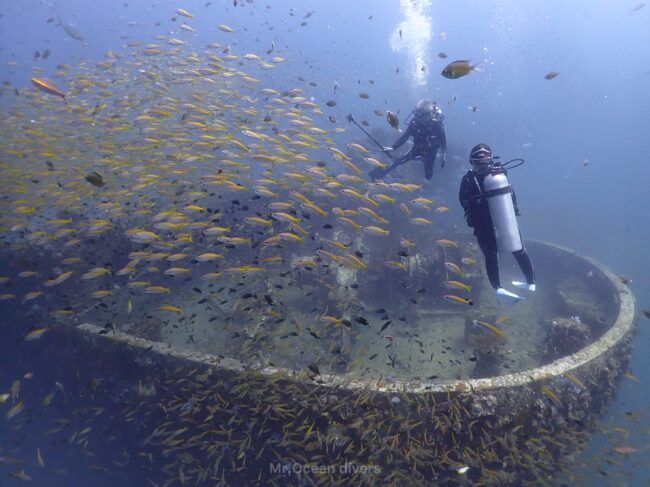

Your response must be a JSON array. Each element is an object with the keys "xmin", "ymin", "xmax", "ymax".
[{"xmin": 57, "ymin": 16, "xmax": 84, "ymax": 42}]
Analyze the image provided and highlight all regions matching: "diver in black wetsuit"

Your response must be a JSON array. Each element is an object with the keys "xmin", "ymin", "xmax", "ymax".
[
  {"xmin": 370, "ymin": 99, "xmax": 447, "ymax": 181},
  {"xmin": 459, "ymin": 144, "xmax": 535, "ymax": 304}
]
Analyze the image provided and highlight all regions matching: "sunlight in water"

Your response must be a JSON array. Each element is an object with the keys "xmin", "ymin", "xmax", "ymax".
[{"xmin": 390, "ymin": 0, "xmax": 433, "ymax": 87}]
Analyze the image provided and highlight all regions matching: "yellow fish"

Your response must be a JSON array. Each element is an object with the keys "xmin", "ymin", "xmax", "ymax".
[
  {"xmin": 613, "ymin": 446, "xmax": 639, "ymax": 455},
  {"xmin": 316, "ymin": 249, "xmax": 341, "ymax": 262},
  {"xmin": 563, "ymin": 372, "xmax": 586, "ymax": 391},
  {"xmin": 444, "ymin": 262, "xmax": 466, "ymax": 278},
  {"xmin": 127, "ymin": 230, "xmax": 159, "ymax": 243},
  {"xmin": 196, "ymin": 253, "xmax": 223, "ymax": 262},
  {"xmin": 363, "ymin": 226, "xmax": 390, "ymax": 236},
  {"xmin": 541, "ymin": 386, "xmax": 562, "ymax": 408},
  {"xmin": 217, "ymin": 236, "xmax": 251, "ymax": 246},
  {"xmin": 254, "ymin": 187, "xmax": 279, "ymax": 198},
  {"xmin": 81, "ymin": 267, "xmax": 111, "ymax": 280},
  {"xmin": 201, "ymin": 272, "xmax": 223, "ymax": 280},
  {"xmin": 445, "ymin": 280, "xmax": 472, "ymax": 292},
  {"xmin": 143, "ymin": 286, "xmax": 171, "ymax": 294},
  {"xmin": 472, "ymin": 320, "xmax": 503, "ymax": 336},
  {"xmin": 385, "ymin": 261, "xmax": 407, "ymax": 271},
  {"xmin": 244, "ymin": 216, "xmax": 273, "ymax": 226},
  {"xmin": 91, "ymin": 290, "xmax": 113, "ymax": 298},
  {"xmin": 337, "ymin": 217, "xmax": 362, "ymax": 230},
  {"xmin": 343, "ymin": 253, "xmax": 367, "ymax": 269},
  {"xmin": 182, "ymin": 204, "xmax": 206, "ymax": 213},
  {"xmin": 159, "ymin": 305, "xmax": 183, "ymax": 314},
  {"xmin": 268, "ymin": 202, "xmax": 293, "ymax": 210},
  {"xmin": 44, "ymin": 271, "xmax": 73, "ymax": 287},
  {"xmin": 18, "ymin": 271, "xmax": 39, "ymax": 278},
  {"xmin": 5, "ymin": 401, "xmax": 24, "ymax": 419},
  {"xmin": 347, "ymin": 143, "xmax": 370, "ymax": 154},
  {"xmin": 24, "ymin": 327, "xmax": 49, "ymax": 341},
  {"xmin": 10, "ymin": 380, "xmax": 20, "ymax": 401},
  {"xmin": 203, "ymin": 226, "xmax": 231, "ymax": 235},
  {"xmin": 410, "ymin": 217, "xmax": 432, "ymax": 225},
  {"xmin": 31, "ymin": 77, "xmax": 66, "ymax": 101},
  {"xmin": 372, "ymin": 193, "xmax": 395, "ymax": 203},
  {"xmin": 166, "ymin": 253, "xmax": 188, "ymax": 262},
  {"xmin": 300, "ymin": 202, "xmax": 327, "ymax": 217},
  {"xmin": 276, "ymin": 232, "xmax": 303, "ymax": 243},
  {"xmin": 401, "ymin": 238, "xmax": 416, "ymax": 248},
  {"xmin": 10, "ymin": 470, "xmax": 32, "ymax": 481},
  {"xmin": 175, "ymin": 8, "xmax": 194, "ymax": 18},
  {"xmin": 271, "ymin": 212, "xmax": 301, "ymax": 224},
  {"xmin": 224, "ymin": 266, "xmax": 265, "ymax": 274},
  {"xmin": 127, "ymin": 281, "xmax": 151, "ymax": 289},
  {"xmin": 435, "ymin": 239, "xmax": 459, "ymax": 248},
  {"xmin": 164, "ymin": 267, "xmax": 191, "ymax": 276},
  {"xmin": 443, "ymin": 295, "xmax": 474, "ymax": 306},
  {"xmin": 42, "ymin": 392, "xmax": 55, "ymax": 407},
  {"xmin": 410, "ymin": 197, "xmax": 435, "ymax": 207},
  {"xmin": 358, "ymin": 207, "xmax": 388, "ymax": 224}
]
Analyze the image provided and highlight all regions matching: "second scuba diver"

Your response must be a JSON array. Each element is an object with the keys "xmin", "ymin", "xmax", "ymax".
[
  {"xmin": 369, "ymin": 99, "xmax": 447, "ymax": 181},
  {"xmin": 459, "ymin": 144, "xmax": 536, "ymax": 304}
]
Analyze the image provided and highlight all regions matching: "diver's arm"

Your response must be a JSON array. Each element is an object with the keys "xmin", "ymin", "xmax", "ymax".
[
  {"xmin": 459, "ymin": 175, "xmax": 476, "ymax": 227},
  {"xmin": 391, "ymin": 122, "xmax": 412, "ymax": 150}
]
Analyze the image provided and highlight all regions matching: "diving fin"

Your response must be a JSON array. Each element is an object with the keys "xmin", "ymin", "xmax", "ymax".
[
  {"xmin": 512, "ymin": 281, "xmax": 536, "ymax": 292},
  {"xmin": 496, "ymin": 287, "xmax": 525, "ymax": 305}
]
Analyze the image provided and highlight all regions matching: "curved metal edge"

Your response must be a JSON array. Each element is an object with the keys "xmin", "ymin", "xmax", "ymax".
[{"xmin": 75, "ymin": 240, "xmax": 636, "ymax": 395}]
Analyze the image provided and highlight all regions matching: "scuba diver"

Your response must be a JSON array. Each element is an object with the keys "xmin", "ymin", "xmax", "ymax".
[
  {"xmin": 369, "ymin": 99, "xmax": 447, "ymax": 181},
  {"xmin": 459, "ymin": 144, "xmax": 535, "ymax": 304}
]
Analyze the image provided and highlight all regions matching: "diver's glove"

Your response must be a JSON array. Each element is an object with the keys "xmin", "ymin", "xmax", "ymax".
[
  {"xmin": 440, "ymin": 152, "xmax": 447, "ymax": 168},
  {"xmin": 381, "ymin": 146, "xmax": 393, "ymax": 153}
]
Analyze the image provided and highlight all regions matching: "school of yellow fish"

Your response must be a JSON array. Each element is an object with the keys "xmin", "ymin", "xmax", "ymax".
[{"xmin": 0, "ymin": 18, "xmax": 496, "ymax": 385}]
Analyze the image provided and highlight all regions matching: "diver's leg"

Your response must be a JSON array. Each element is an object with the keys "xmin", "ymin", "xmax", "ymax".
[
  {"xmin": 406, "ymin": 152, "xmax": 433, "ymax": 180},
  {"xmin": 512, "ymin": 248, "xmax": 536, "ymax": 291},
  {"xmin": 423, "ymin": 157, "xmax": 435, "ymax": 180},
  {"xmin": 476, "ymin": 230, "xmax": 500, "ymax": 290},
  {"xmin": 425, "ymin": 145, "xmax": 443, "ymax": 180},
  {"xmin": 478, "ymin": 228, "xmax": 525, "ymax": 303},
  {"xmin": 387, "ymin": 152, "xmax": 412, "ymax": 172}
]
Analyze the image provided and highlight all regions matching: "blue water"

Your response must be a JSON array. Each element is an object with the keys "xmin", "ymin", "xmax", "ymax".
[{"xmin": 1, "ymin": 0, "xmax": 649, "ymax": 485}]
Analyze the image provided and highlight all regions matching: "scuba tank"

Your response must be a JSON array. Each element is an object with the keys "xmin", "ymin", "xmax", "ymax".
[{"xmin": 482, "ymin": 168, "xmax": 523, "ymax": 252}]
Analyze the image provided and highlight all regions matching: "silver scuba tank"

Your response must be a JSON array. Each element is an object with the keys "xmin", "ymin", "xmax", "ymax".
[{"xmin": 482, "ymin": 172, "xmax": 523, "ymax": 252}]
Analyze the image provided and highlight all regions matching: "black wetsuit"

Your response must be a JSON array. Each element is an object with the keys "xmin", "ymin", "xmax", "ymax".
[
  {"xmin": 382, "ymin": 116, "xmax": 447, "ymax": 180},
  {"xmin": 459, "ymin": 166, "xmax": 535, "ymax": 290}
]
